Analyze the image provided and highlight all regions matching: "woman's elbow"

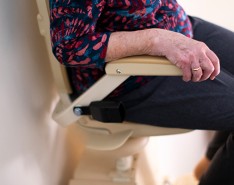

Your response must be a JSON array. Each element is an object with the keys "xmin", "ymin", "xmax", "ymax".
[{"xmin": 52, "ymin": 45, "xmax": 94, "ymax": 68}]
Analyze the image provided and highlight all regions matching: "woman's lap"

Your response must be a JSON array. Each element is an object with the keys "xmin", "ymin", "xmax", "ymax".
[
  {"xmin": 117, "ymin": 72, "xmax": 234, "ymax": 130},
  {"xmin": 114, "ymin": 16, "xmax": 234, "ymax": 130}
]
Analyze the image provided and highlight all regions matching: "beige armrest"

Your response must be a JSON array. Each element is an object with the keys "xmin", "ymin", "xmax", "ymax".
[{"xmin": 106, "ymin": 55, "xmax": 182, "ymax": 76}]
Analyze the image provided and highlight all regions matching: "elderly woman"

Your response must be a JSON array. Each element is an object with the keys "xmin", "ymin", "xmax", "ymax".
[{"xmin": 49, "ymin": 1, "xmax": 234, "ymax": 184}]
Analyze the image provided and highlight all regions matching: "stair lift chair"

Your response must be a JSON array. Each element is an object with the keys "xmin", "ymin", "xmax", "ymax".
[{"xmin": 36, "ymin": 0, "xmax": 192, "ymax": 184}]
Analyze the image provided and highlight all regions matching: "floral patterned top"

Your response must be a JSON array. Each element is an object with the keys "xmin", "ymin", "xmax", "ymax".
[{"xmin": 49, "ymin": 0, "xmax": 192, "ymax": 97}]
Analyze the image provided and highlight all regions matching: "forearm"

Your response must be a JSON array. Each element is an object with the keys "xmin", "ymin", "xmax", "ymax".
[
  {"xmin": 106, "ymin": 28, "xmax": 220, "ymax": 82},
  {"xmin": 105, "ymin": 29, "xmax": 159, "ymax": 62}
]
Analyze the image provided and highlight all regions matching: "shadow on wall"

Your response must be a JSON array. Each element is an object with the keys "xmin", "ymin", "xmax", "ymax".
[{"xmin": 0, "ymin": 0, "xmax": 83, "ymax": 185}]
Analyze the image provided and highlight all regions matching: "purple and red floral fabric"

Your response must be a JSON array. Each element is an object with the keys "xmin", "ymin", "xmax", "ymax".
[{"xmin": 49, "ymin": 0, "xmax": 192, "ymax": 97}]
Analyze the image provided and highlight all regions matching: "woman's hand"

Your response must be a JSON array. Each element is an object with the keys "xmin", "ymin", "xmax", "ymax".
[{"xmin": 147, "ymin": 29, "xmax": 220, "ymax": 82}]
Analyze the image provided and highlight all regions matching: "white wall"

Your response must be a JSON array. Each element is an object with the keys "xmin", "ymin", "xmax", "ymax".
[
  {"xmin": 180, "ymin": 0, "xmax": 234, "ymax": 30},
  {"xmin": 0, "ymin": 0, "xmax": 82, "ymax": 185},
  {"xmin": 145, "ymin": 0, "xmax": 234, "ymax": 183}
]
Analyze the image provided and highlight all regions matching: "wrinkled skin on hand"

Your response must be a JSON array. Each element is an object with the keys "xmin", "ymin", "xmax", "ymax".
[{"xmin": 148, "ymin": 29, "xmax": 220, "ymax": 82}]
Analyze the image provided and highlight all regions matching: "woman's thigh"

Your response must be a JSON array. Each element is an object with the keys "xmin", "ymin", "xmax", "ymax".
[
  {"xmin": 190, "ymin": 16, "xmax": 234, "ymax": 75},
  {"xmin": 115, "ymin": 71, "xmax": 234, "ymax": 130}
]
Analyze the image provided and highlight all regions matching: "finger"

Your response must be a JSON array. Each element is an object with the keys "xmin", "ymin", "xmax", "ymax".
[
  {"xmin": 191, "ymin": 62, "xmax": 202, "ymax": 82},
  {"xmin": 206, "ymin": 50, "xmax": 220, "ymax": 80},
  {"xmin": 172, "ymin": 58, "xmax": 192, "ymax": 82},
  {"xmin": 182, "ymin": 66, "xmax": 192, "ymax": 82},
  {"xmin": 199, "ymin": 57, "xmax": 214, "ymax": 81}
]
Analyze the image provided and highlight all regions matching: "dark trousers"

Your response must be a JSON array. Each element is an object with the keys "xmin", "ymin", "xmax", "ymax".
[
  {"xmin": 206, "ymin": 131, "xmax": 230, "ymax": 160},
  {"xmin": 112, "ymin": 16, "xmax": 234, "ymax": 184}
]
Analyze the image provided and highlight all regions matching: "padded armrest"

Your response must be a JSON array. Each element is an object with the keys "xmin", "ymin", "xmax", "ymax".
[{"xmin": 106, "ymin": 55, "xmax": 182, "ymax": 76}]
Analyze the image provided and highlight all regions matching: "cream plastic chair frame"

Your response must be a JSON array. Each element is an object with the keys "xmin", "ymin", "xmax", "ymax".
[{"xmin": 36, "ymin": 0, "xmax": 192, "ymax": 184}]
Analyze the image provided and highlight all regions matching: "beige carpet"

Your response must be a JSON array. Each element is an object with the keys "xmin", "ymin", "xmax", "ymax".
[{"xmin": 174, "ymin": 173, "xmax": 199, "ymax": 185}]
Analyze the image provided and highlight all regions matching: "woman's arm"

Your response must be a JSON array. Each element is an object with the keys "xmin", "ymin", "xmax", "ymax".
[
  {"xmin": 105, "ymin": 29, "xmax": 154, "ymax": 62},
  {"xmin": 50, "ymin": 0, "xmax": 219, "ymax": 82},
  {"xmin": 49, "ymin": 0, "xmax": 110, "ymax": 69},
  {"xmin": 106, "ymin": 29, "xmax": 220, "ymax": 82}
]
